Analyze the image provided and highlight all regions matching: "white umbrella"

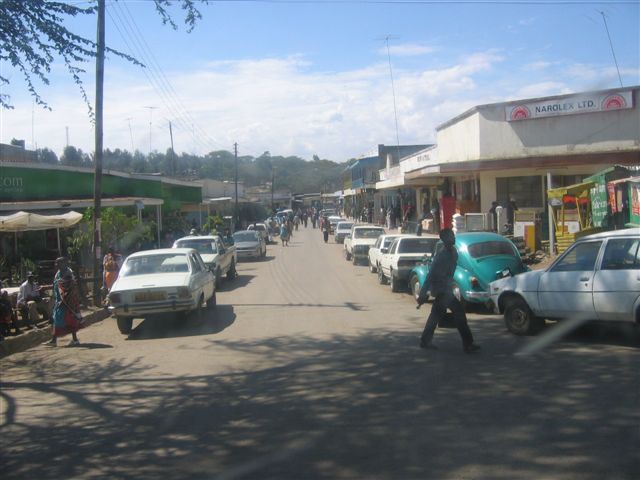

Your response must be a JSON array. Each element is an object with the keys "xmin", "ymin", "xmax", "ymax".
[{"xmin": 0, "ymin": 211, "xmax": 83, "ymax": 256}]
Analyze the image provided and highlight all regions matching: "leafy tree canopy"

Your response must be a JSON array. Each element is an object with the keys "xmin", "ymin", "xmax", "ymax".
[{"xmin": 0, "ymin": 0, "xmax": 205, "ymax": 111}]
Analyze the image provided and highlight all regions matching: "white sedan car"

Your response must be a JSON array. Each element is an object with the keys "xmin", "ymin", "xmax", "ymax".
[
  {"xmin": 491, "ymin": 228, "xmax": 640, "ymax": 335},
  {"xmin": 108, "ymin": 248, "xmax": 216, "ymax": 334}
]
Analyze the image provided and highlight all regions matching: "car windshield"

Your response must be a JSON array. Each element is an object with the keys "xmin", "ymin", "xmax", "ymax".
[
  {"xmin": 337, "ymin": 223, "xmax": 353, "ymax": 230},
  {"xmin": 175, "ymin": 239, "xmax": 217, "ymax": 254},
  {"xmin": 233, "ymin": 232, "xmax": 258, "ymax": 242},
  {"xmin": 250, "ymin": 224, "xmax": 266, "ymax": 231},
  {"xmin": 120, "ymin": 254, "xmax": 190, "ymax": 276},
  {"xmin": 398, "ymin": 238, "xmax": 438, "ymax": 254},
  {"xmin": 467, "ymin": 241, "xmax": 517, "ymax": 258},
  {"xmin": 354, "ymin": 228, "xmax": 384, "ymax": 239}
]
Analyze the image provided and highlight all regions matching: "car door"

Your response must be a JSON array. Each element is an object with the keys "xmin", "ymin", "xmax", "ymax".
[
  {"xmin": 592, "ymin": 236, "xmax": 640, "ymax": 321},
  {"xmin": 215, "ymin": 238, "xmax": 228, "ymax": 272},
  {"xmin": 189, "ymin": 253, "xmax": 208, "ymax": 299},
  {"xmin": 383, "ymin": 239, "xmax": 399, "ymax": 276},
  {"xmin": 370, "ymin": 237, "xmax": 382, "ymax": 264},
  {"xmin": 537, "ymin": 240, "xmax": 603, "ymax": 319}
]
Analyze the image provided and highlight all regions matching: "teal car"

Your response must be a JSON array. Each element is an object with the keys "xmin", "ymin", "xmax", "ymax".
[{"xmin": 408, "ymin": 232, "xmax": 528, "ymax": 308}]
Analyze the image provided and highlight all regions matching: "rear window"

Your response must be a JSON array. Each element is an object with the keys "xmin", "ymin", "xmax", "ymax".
[
  {"xmin": 398, "ymin": 238, "xmax": 438, "ymax": 254},
  {"xmin": 354, "ymin": 228, "xmax": 384, "ymax": 239},
  {"xmin": 467, "ymin": 241, "xmax": 517, "ymax": 258},
  {"xmin": 121, "ymin": 253, "xmax": 190, "ymax": 276},
  {"xmin": 337, "ymin": 223, "xmax": 353, "ymax": 230},
  {"xmin": 175, "ymin": 239, "xmax": 217, "ymax": 254}
]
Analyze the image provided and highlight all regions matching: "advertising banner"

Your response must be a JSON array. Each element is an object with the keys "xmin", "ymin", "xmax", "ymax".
[{"xmin": 506, "ymin": 90, "xmax": 633, "ymax": 121}]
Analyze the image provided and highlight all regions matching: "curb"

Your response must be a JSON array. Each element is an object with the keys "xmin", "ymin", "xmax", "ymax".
[{"xmin": 0, "ymin": 308, "xmax": 111, "ymax": 359}]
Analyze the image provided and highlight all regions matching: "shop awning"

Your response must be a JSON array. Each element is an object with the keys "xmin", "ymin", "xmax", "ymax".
[{"xmin": 0, "ymin": 211, "xmax": 83, "ymax": 232}]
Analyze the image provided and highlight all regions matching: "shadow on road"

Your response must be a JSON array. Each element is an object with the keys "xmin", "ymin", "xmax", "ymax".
[
  {"xmin": 124, "ymin": 305, "xmax": 236, "ymax": 340},
  {"xmin": 1, "ymin": 327, "xmax": 638, "ymax": 479},
  {"xmin": 218, "ymin": 274, "xmax": 255, "ymax": 292}
]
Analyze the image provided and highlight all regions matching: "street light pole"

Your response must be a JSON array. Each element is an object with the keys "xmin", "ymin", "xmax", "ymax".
[{"xmin": 234, "ymin": 142, "xmax": 239, "ymax": 230}]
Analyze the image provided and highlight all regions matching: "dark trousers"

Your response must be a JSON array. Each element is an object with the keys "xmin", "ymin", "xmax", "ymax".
[
  {"xmin": 421, "ymin": 291, "xmax": 474, "ymax": 348},
  {"xmin": 323, "ymin": 230, "xmax": 329, "ymax": 242}
]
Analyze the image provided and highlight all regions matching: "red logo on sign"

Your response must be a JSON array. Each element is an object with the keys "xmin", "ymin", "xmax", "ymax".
[
  {"xmin": 602, "ymin": 94, "xmax": 627, "ymax": 110},
  {"xmin": 510, "ymin": 105, "xmax": 530, "ymax": 121}
]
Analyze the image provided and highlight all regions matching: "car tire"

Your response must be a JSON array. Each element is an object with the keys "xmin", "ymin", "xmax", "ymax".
[
  {"xmin": 410, "ymin": 275, "xmax": 421, "ymax": 301},
  {"xmin": 227, "ymin": 260, "xmax": 237, "ymax": 280},
  {"xmin": 504, "ymin": 297, "xmax": 543, "ymax": 335},
  {"xmin": 206, "ymin": 290, "xmax": 217, "ymax": 309},
  {"xmin": 369, "ymin": 259, "xmax": 377, "ymax": 273},
  {"xmin": 352, "ymin": 254, "xmax": 357, "ymax": 265},
  {"xmin": 193, "ymin": 295, "xmax": 205, "ymax": 322},
  {"xmin": 390, "ymin": 269, "xmax": 402, "ymax": 292},
  {"xmin": 345, "ymin": 249, "xmax": 352, "ymax": 261},
  {"xmin": 116, "ymin": 316, "xmax": 133, "ymax": 334},
  {"xmin": 378, "ymin": 268, "xmax": 387, "ymax": 285},
  {"xmin": 215, "ymin": 268, "xmax": 222, "ymax": 289}
]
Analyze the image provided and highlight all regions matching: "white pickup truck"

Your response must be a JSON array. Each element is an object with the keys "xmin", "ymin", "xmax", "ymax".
[
  {"xmin": 173, "ymin": 235, "xmax": 237, "ymax": 288},
  {"xmin": 378, "ymin": 234, "xmax": 439, "ymax": 292},
  {"xmin": 343, "ymin": 225, "xmax": 386, "ymax": 265}
]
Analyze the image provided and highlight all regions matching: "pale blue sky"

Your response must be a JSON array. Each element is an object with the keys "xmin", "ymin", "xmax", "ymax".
[{"xmin": 1, "ymin": 0, "xmax": 638, "ymax": 161}]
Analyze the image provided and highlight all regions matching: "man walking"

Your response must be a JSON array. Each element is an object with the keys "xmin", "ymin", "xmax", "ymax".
[{"xmin": 417, "ymin": 228, "xmax": 480, "ymax": 353}]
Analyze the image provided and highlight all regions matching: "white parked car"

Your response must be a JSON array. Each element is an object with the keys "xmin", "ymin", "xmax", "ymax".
[
  {"xmin": 172, "ymin": 235, "xmax": 237, "ymax": 289},
  {"xmin": 490, "ymin": 228, "xmax": 640, "ymax": 335},
  {"xmin": 108, "ymin": 248, "xmax": 216, "ymax": 334},
  {"xmin": 248, "ymin": 222, "xmax": 273, "ymax": 244},
  {"xmin": 327, "ymin": 215, "xmax": 344, "ymax": 234},
  {"xmin": 343, "ymin": 225, "xmax": 386, "ymax": 265},
  {"xmin": 368, "ymin": 234, "xmax": 404, "ymax": 274},
  {"xmin": 378, "ymin": 235, "xmax": 439, "ymax": 292},
  {"xmin": 233, "ymin": 230, "xmax": 267, "ymax": 260},
  {"xmin": 334, "ymin": 221, "xmax": 354, "ymax": 243}
]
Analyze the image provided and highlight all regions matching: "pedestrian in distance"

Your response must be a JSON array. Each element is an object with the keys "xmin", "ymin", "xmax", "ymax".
[
  {"xmin": 44, "ymin": 257, "xmax": 82, "ymax": 347},
  {"xmin": 321, "ymin": 216, "xmax": 329, "ymax": 243},
  {"xmin": 416, "ymin": 228, "xmax": 481, "ymax": 354},
  {"xmin": 280, "ymin": 223, "xmax": 290, "ymax": 246},
  {"xmin": 102, "ymin": 247, "xmax": 122, "ymax": 293}
]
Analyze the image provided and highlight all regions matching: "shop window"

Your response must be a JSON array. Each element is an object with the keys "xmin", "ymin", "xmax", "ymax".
[{"xmin": 497, "ymin": 176, "xmax": 542, "ymax": 208}]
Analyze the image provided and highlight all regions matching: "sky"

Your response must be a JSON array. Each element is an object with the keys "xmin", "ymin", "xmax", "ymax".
[{"xmin": 1, "ymin": 0, "xmax": 639, "ymax": 162}]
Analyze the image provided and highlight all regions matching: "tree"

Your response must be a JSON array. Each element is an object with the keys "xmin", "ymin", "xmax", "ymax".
[
  {"xmin": 0, "ymin": 0, "xmax": 205, "ymax": 111},
  {"xmin": 37, "ymin": 148, "xmax": 59, "ymax": 164},
  {"xmin": 60, "ymin": 145, "xmax": 90, "ymax": 167}
]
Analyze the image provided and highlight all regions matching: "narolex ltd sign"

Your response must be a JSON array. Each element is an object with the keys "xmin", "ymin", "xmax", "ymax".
[{"xmin": 506, "ymin": 90, "xmax": 633, "ymax": 121}]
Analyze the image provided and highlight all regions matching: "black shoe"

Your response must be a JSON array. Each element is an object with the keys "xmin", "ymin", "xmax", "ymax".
[
  {"xmin": 420, "ymin": 340, "xmax": 438, "ymax": 350},
  {"xmin": 464, "ymin": 344, "xmax": 481, "ymax": 354}
]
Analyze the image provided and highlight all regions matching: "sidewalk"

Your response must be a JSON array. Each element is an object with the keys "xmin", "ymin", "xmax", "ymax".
[{"xmin": 0, "ymin": 307, "xmax": 111, "ymax": 358}]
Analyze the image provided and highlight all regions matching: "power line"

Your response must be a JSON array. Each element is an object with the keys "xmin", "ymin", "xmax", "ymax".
[{"xmin": 600, "ymin": 11, "xmax": 624, "ymax": 88}]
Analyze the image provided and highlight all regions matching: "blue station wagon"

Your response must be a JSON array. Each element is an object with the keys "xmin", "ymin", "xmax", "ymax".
[{"xmin": 408, "ymin": 232, "xmax": 528, "ymax": 308}]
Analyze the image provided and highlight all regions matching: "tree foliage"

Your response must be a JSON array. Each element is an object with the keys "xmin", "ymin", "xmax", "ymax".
[{"xmin": 0, "ymin": 0, "xmax": 205, "ymax": 111}]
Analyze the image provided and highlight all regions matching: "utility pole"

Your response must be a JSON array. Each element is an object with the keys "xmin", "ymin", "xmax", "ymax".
[
  {"xmin": 169, "ymin": 121, "xmax": 176, "ymax": 176},
  {"xmin": 92, "ymin": 0, "xmax": 105, "ymax": 306},
  {"xmin": 143, "ymin": 106, "xmax": 157, "ymax": 154},
  {"xmin": 271, "ymin": 166, "xmax": 275, "ymax": 212},
  {"xmin": 234, "ymin": 142, "xmax": 239, "ymax": 230},
  {"xmin": 126, "ymin": 117, "xmax": 134, "ymax": 151},
  {"xmin": 65, "ymin": 126, "xmax": 69, "ymax": 148}
]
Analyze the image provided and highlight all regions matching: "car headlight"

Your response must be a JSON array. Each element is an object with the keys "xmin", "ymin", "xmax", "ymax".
[{"xmin": 177, "ymin": 287, "xmax": 191, "ymax": 299}]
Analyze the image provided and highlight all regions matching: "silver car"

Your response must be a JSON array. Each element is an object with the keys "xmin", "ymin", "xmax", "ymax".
[
  {"xmin": 490, "ymin": 228, "xmax": 640, "ymax": 335},
  {"xmin": 233, "ymin": 230, "xmax": 267, "ymax": 260}
]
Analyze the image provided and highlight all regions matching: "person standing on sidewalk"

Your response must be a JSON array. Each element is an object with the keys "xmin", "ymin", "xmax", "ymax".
[
  {"xmin": 416, "ymin": 228, "xmax": 480, "ymax": 353},
  {"xmin": 44, "ymin": 257, "xmax": 82, "ymax": 347}
]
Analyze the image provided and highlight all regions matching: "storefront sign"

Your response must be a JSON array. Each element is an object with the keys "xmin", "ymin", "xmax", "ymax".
[
  {"xmin": 506, "ymin": 90, "xmax": 633, "ymax": 121},
  {"xmin": 0, "ymin": 175, "xmax": 24, "ymax": 194}
]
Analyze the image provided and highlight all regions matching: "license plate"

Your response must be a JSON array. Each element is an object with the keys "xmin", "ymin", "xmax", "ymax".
[{"xmin": 135, "ymin": 291, "xmax": 166, "ymax": 302}]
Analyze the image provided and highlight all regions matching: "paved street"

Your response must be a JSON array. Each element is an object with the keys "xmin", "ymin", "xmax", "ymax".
[{"xmin": 1, "ymin": 226, "xmax": 639, "ymax": 480}]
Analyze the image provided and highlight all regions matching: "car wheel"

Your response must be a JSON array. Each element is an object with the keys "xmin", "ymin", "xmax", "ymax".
[
  {"xmin": 378, "ymin": 268, "xmax": 387, "ymax": 285},
  {"xmin": 116, "ymin": 316, "xmax": 133, "ymax": 334},
  {"xmin": 207, "ymin": 290, "xmax": 217, "ymax": 309},
  {"xmin": 193, "ymin": 295, "xmax": 205, "ymax": 322},
  {"xmin": 369, "ymin": 259, "xmax": 377, "ymax": 273},
  {"xmin": 390, "ymin": 269, "xmax": 401, "ymax": 292},
  {"xmin": 352, "ymin": 254, "xmax": 357, "ymax": 265},
  {"xmin": 345, "ymin": 249, "xmax": 352, "ymax": 261},
  {"xmin": 215, "ymin": 268, "xmax": 222, "ymax": 289},
  {"xmin": 226, "ymin": 260, "xmax": 237, "ymax": 280},
  {"xmin": 504, "ymin": 297, "xmax": 543, "ymax": 335},
  {"xmin": 410, "ymin": 275, "xmax": 421, "ymax": 301}
]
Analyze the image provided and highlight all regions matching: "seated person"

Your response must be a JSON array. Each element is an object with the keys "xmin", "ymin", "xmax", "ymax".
[
  {"xmin": 0, "ymin": 286, "xmax": 21, "ymax": 338},
  {"xmin": 17, "ymin": 272, "xmax": 51, "ymax": 328}
]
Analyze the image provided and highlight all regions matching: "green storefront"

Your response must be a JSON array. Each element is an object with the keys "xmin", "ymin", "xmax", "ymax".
[{"xmin": 0, "ymin": 163, "xmax": 201, "ymax": 209}]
